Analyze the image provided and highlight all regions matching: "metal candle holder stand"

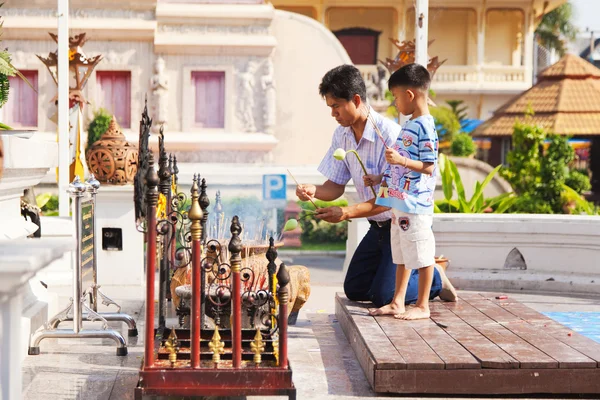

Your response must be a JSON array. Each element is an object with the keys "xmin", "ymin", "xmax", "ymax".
[
  {"xmin": 135, "ymin": 165, "xmax": 295, "ymax": 399},
  {"xmin": 29, "ymin": 176, "xmax": 129, "ymax": 356}
]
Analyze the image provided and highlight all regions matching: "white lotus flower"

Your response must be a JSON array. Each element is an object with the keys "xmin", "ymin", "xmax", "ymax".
[
  {"xmin": 283, "ymin": 219, "xmax": 298, "ymax": 231},
  {"xmin": 333, "ymin": 148, "xmax": 346, "ymax": 161}
]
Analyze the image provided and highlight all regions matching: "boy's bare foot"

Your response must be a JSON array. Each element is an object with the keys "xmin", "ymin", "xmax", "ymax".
[
  {"xmin": 435, "ymin": 264, "xmax": 457, "ymax": 302},
  {"xmin": 394, "ymin": 306, "xmax": 430, "ymax": 320},
  {"xmin": 369, "ymin": 303, "xmax": 405, "ymax": 316}
]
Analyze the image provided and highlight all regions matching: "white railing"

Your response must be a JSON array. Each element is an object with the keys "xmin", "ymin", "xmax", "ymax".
[
  {"xmin": 356, "ymin": 64, "xmax": 531, "ymax": 91},
  {"xmin": 482, "ymin": 65, "xmax": 527, "ymax": 83},
  {"xmin": 356, "ymin": 64, "xmax": 379, "ymax": 84},
  {"xmin": 433, "ymin": 65, "xmax": 479, "ymax": 83}
]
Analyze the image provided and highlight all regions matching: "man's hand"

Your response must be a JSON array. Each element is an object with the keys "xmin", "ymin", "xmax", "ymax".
[
  {"xmin": 296, "ymin": 184, "xmax": 317, "ymax": 202},
  {"xmin": 315, "ymin": 206, "xmax": 347, "ymax": 223},
  {"xmin": 385, "ymin": 148, "xmax": 406, "ymax": 165},
  {"xmin": 363, "ymin": 174, "xmax": 383, "ymax": 186}
]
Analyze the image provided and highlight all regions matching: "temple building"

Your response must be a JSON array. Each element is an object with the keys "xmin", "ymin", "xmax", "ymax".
[{"xmin": 1, "ymin": 0, "xmax": 565, "ymax": 196}]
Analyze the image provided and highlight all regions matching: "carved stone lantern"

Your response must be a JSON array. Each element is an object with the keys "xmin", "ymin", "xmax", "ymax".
[{"xmin": 87, "ymin": 117, "xmax": 138, "ymax": 185}]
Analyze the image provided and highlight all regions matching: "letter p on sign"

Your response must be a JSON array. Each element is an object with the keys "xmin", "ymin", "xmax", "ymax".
[{"xmin": 262, "ymin": 174, "xmax": 286, "ymax": 208}]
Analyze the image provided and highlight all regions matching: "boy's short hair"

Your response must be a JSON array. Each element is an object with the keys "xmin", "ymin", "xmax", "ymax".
[
  {"xmin": 388, "ymin": 63, "xmax": 431, "ymax": 92},
  {"xmin": 319, "ymin": 64, "xmax": 367, "ymax": 102}
]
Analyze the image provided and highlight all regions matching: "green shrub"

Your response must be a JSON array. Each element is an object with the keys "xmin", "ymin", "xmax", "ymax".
[
  {"xmin": 430, "ymin": 106, "xmax": 461, "ymax": 143},
  {"xmin": 36, "ymin": 193, "xmax": 59, "ymax": 216},
  {"xmin": 297, "ymin": 199, "xmax": 348, "ymax": 244},
  {"xmin": 500, "ymin": 120, "xmax": 597, "ymax": 214},
  {"xmin": 565, "ymin": 170, "xmax": 591, "ymax": 194},
  {"xmin": 86, "ymin": 108, "xmax": 112, "ymax": 151},
  {"xmin": 450, "ymin": 133, "xmax": 476, "ymax": 157},
  {"xmin": 435, "ymin": 154, "xmax": 516, "ymax": 213}
]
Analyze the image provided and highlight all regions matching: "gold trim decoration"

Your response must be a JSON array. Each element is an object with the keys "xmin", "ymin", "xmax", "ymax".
[
  {"xmin": 250, "ymin": 329, "xmax": 265, "ymax": 366},
  {"xmin": 208, "ymin": 326, "xmax": 225, "ymax": 365},
  {"xmin": 188, "ymin": 175, "xmax": 203, "ymax": 241},
  {"xmin": 273, "ymin": 336, "xmax": 279, "ymax": 366},
  {"xmin": 165, "ymin": 328, "xmax": 179, "ymax": 367}
]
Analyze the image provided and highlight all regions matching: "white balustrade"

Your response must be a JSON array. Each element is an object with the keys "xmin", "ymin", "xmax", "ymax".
[{"xmin": 356, "ymin": 63, "xmax": 530, "ymax": 91}]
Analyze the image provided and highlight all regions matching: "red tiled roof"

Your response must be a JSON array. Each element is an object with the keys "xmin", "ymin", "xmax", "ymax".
[{"xmin": 473, "ymin": 55, "xmax": 600, "ymax": 137}]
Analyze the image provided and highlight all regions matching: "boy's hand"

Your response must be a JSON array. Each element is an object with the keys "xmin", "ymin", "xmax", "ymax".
[
  {"xmin": 315, "ymin": 206, "xmax": 347, "ymax": 223},
  {"xmin": 363, "ymin": 174, "xmax": 382, "ymax": 186},
  {"xmin": 385, "ymin": 148, "xmax": 406, "ymax": 165},
  {"xmin": 296, "ymin": 184, "xmax": 316, "ymax": 202}
]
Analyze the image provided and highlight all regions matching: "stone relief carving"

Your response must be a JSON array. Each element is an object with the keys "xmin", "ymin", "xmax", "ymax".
[
  {"xmin": 103, "ymin": 49, "xmax": 137, "ymax": 66},
  {"xmin": 261, "ymin": 59, "xmax": 276, "ymax": 135},
  {"xmin": 150, "ymin": 57, "xmax": 169, "ymax": 133},
  {"xmin": 11, "ymin": 50, "xmax": 30, "ymax": 67},
  {"xmin": 236, "ymin": 61, "xmax": 258, "ymax": 133},
  {"xmin": 158, "ymin": 24, "xmax": 269, "ymax": 36},
  {"xmin": 2, "ymin": 8, "xmax": 154, "ymax": 20}
]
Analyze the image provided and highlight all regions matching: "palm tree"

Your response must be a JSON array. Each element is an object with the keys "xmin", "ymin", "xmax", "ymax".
[{"xmin": 535, "ymin": 2, "xmax": 578, "ymax": 57}]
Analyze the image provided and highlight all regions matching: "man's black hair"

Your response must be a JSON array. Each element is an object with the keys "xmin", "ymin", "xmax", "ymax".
[
  {"xmin": 388, "ymin": 63, "xmax": 431, "ymax": 91},
  {"xmin": 319, "ymin": 64, "xmax": 367, "ymax": 101}
]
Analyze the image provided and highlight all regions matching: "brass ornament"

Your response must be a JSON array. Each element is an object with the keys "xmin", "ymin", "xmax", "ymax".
[
  {"xmin": 188, "ymin": 174, "xmax": 203, "ymax": 241},
  {"xmin": 250, "ymin": 329, "xmax": 265, "ymax": 366},
  {"xmin": 208, "ymin": 326, "xmax": 225, "ymax": 365},
  {"xmin": 86, "ymin": 116, "xmax": 138, "ymax": 184},
  {"xmin": 165, "ymin": 328, "xmax": 179, "ymax": 367},
  {"xmin": 273, "ymin": 336, "xmax": 279, "ymax": 366}
]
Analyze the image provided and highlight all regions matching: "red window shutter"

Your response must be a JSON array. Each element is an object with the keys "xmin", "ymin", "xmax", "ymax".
[
  {"xmin": 97, "ymin": 71, "xmax": 131, "ymax": 128},
  {"xmin": 192, "ymin": 71, "xmax": 225, "ymax": 129},
  {"xmin": 5, "ymin": 70, "xmax": 38, "ymax": 127}
]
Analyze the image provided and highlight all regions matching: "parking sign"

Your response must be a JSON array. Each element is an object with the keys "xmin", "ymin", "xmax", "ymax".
[{"xmin": 263, "ymin": 174, "xmax": 287, "ymax": 208}]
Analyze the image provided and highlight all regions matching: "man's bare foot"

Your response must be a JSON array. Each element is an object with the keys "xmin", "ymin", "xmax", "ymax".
[
  {"xmin": 435, "ymin": 264, "xmax": 458, "ymax": 302},
  {"xmin": 394, "ymin": 306, "xmax": 430, "ymax": 320},
  {"xmin": 369, "ymin": 303, "xmax": 405, "ymax": 316}
]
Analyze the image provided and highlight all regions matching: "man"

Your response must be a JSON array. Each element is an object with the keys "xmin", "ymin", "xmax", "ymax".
[{"xmin": 296, "ymin": 65, "xmax": 455, "ymax": 308}]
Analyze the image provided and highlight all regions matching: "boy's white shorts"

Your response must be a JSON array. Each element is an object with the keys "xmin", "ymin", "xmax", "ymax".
[{"xmin": 390, "ymin": 209, "xmax": 436, "ymax": 269}]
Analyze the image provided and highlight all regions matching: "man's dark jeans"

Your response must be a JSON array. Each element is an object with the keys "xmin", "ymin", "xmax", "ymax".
[{"xmin": 344, "ymin": 222, "xmax": 442, "ymax": 308}]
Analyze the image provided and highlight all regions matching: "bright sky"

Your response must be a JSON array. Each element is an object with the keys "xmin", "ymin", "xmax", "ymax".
[{"xmin": 571, "ymin": 0, "xmax": 600, "ymax": 33}]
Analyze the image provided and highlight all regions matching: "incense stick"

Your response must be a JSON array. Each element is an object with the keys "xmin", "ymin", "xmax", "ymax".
[
  {"xmin": 286, "ymin": 169, "xmax": 318, "ymax": 209},
  {"xmin": 362, "ymin": 106, "xmax": 389, "ymax": 149}
]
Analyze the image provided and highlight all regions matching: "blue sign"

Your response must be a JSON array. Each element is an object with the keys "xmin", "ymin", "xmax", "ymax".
[{"xmin": 262, "ymin": 174, "xmax": 287, "ymax": 206}]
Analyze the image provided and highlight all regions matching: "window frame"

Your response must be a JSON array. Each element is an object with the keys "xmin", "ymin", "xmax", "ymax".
[
  {"xmin": 95, "ymin": 70, "xmax": 133, "ymax": 129},
  {"xmin": 3, "ymin": 69, "xmax": 40, "ymax": 129},
  {"xmin": 182, "ymin": 65, "xmax": 234, "ymax": 132}
]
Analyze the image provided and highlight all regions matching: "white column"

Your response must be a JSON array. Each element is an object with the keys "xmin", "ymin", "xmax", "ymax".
[
  {"xmin": 523, "ymin": 11, "xmax": 534, "ymax": 86},
  {"xmin": 57, "ymin": 0, "xmax": 70, "ymax": 216},
  {"xmin": 0, "ymin": 296, "xmax": 22, "ymax": 400},
  {"xmin": 477, "ymin": 7, "xmax": 486, "ymax": 78},
  {"xmin": 414, "ymin": 0, "xmax": 429, "ymax": 67}
]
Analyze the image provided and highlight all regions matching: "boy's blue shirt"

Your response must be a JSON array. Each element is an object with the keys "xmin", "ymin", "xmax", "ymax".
[{"xmin": 375, "ymin": 115, "xmax": 438, "ymax": 214}]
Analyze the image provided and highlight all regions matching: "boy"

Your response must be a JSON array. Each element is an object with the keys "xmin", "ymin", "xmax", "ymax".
[{"xmin": 368, "ymin": 63, "xmax": 440, "ymax": 320}]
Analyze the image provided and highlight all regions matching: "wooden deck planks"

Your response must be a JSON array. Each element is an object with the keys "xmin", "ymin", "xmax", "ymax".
[
  {"xmin": 334, "ymin": 295, "xmax": 406, "ymax": 372},
  {"xmin": 485, "ymin": 294, "xmax": 600, "ymax": 366},
  {"xmin": 461, "ymin": 295, "xmax": 597, "ymax": 369},
  {"xmin": 374, "ymin": 368, "xmax": 600, "ymax": 394},
  {"xmin": 335, "ymin": 292, "xmax": 600, "ymax": 395},
  {"xmin": 443, "ymin": 299, "xmax": 558, "ymax": 368},
  {"xmin": 429, "ymin": 302, "xmax": 519, "ymax": 368},
  {"xmin": 403, "ymin": 318, "xmax": 481, "ymax": 370},
  {"xmin": 375, "ymin": 316, "xmax": 445, "ymax": 370}
]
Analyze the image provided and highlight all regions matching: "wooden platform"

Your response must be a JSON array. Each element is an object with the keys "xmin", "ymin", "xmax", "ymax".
[{"xmin": 335, "ymin": 292, "xmax": 600, "ymax": 395}]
